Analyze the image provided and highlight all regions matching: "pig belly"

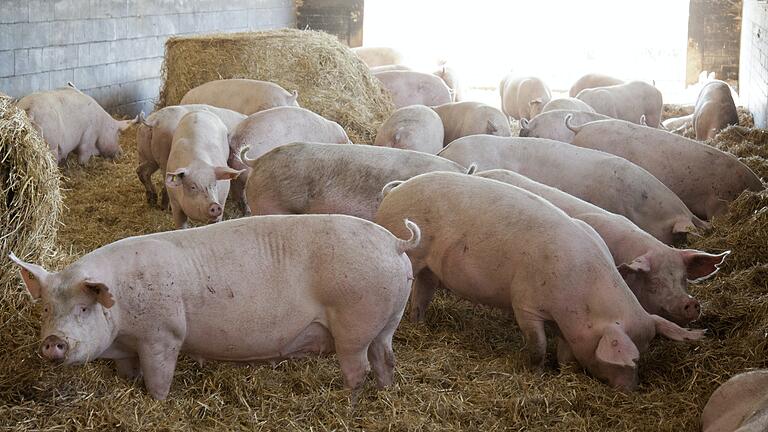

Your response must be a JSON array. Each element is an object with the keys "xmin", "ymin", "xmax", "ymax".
[
  {"xmin": 430, "ymin": 238, "xmax": 514, "ymax": 309},
  {"xmin": 179, "ymin": 274, "xmax": 334, "ymax": 362},
  {"xmin": 182, "ymin": 316, "xmax": 335, "ymax": 362}
]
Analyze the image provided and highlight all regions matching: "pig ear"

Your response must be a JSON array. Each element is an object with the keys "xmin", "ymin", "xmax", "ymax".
[
  {"xmin": 617, "ymin": 253, "xmax": 652, "ymax": 278},
  {"xmin": 165, "ymin": 168, "xmax": 187, "ymax": 187},
  {"xmin": 82, "ymin": 281, "xmax": 114, "ymax": 309},
  {"xmin": 672, "ymin": 220, "xmax": 697, "ymax": 235},
  {"xmin": 680, "ymin": 249, "xmax": 731, "ymax": 282},
  {"xmin": 117, "ymin": 117, "xmax": 137, "ymax": 132},
  {"xmin": 393, "ymin": 128, "xmax": 402, "ymax": 145},
  {"xmin": 651, "ymin": 315, "xmax": 705, "ymax": 341},
  {"xmin": 8, "ymin": 253, "xmax": 50, "ymax": 299},
  {"xmin": 595, "ymin": 325, "xmax": 639, "ymax": 368},
  {"xmin": 214, "ymin": 166, "xmax": 244, "ymax": 181}
]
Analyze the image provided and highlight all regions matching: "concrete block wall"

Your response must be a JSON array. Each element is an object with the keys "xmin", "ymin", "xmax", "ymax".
[
  {"xmin": 686, "ymin": 0, "xmax": 742, "ymax": 87},
  {"xmin": 0, "ymin": 0, "xmax": 296, "ymax": 116},
  {"xmin": 297, "ymin": 0, "xmax": 363, "ymax": 47},
  {"xmin": 740, "ymin": 0, "xmax": 768, "ymax": 128}
]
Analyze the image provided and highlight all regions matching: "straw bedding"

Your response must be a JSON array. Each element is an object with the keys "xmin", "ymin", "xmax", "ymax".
[
  {"xmin": 1, "ymin": 116, "xmax": 767, "ymax": 429},
  {"xmin": 158, "ymin": 29, "xmax": 394, "ymax": 144}
]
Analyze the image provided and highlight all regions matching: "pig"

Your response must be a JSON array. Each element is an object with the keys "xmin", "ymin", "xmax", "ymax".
[
  {"xmin": 693, "ymin": 80, "xmax": 739, "ymax": 140},
  {"xmin": 662, "ymin": 114, "xmax": 694, "ymax": 134},
  {"xmin": 17, "ymin": 85, "xmax": 136, "ymax": 164},
  {"xmin": 375, "ymin": 71, "xmax": 452, "ymax": 108},
  {"xmin": 568, "ymin": 73, "xmax": 624, "ymax": 97},
  {"xmin": 374, "ymin": 105, "xmax": 445, "ymax": 154},
  {"xmin": 165, "ymin": 111, "xmax": 242, "ymax": 228},
  {"xmin": 9, "ymin": 214, "xmax": 419, "ymax": 400},
  {"xmin": 228, "ymin": 106, "xmax": 350, "ymax": 215},
  {"xmin": 518, "ymin": 109, "xmax": 611, "ymax": 142},
  {"xmin": 575, "ymin": 81, "xmax": 663, "ymax": 127},
  {"xmin": 370, "ymin": 65, "xmax": 412, "ymax": 73},
  {"xmin": 242, "ymin": 142, "xmax": 467, "ymax": 220},
  {"xmin": 475, "ymin": 169, "xmax": 729, "ymax": 325},
  {"xmin": 351, "ymin": 46, "xmax": 404, "ymax": 67},
  {"xmin": 136, "ymin": 104, "xmax": 247, "ymax": 209},
  {"xmin": 179, "ymin": 79, "xmax": 299, "ymax": 115},
  {"xmin": 433, "ymin": 64, "xmax": 463, "ymax": 102},
  {"xmin": 375, "ymin": 171, "xmax": 704, "ymax": 390},
  {"xmin": 565, "ymin": 116, "xmax": 764, "ymax": 219},
  {"xmin": 499, "ymin": 75, "xmax": 552, "ymax": 120},
  {"xmin": 431, "ymin": 101, "xmax": 511, "ymax": 145},
  {"xmin": 541, "ymin": 97, "xmax": 595, "ymax": 114},
  {"xmin": 701, "ymin": 370, "xmax": 768, "ymax": 432},
  {"xmin": 438, "ymin": 135, "xmax": 707, "ymax": 244}
]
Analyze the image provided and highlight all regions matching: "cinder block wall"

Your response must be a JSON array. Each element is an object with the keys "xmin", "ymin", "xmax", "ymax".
[
  {"xmin": 740, "ymin": 0, "xmax": 768, "ymax": 128},
  {"xmin": 686, "ymin": 0, "xmax": 742, "ymax": 87},
  {"xmin": 0, "ymin": 0, "xmax": 296, "ymax": 116},
  {"xmin": 297, "ymin": 0, "xmax": 363, "ymax": 47}
]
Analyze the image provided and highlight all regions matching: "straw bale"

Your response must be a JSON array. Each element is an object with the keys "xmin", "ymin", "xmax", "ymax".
[
  {"xmin": 158, "ymin": 29, "xmax": 394, "ymax": 144},
  {"xmin": 0, "ymin": 95, "xmax": 61, "ymax": 286}
]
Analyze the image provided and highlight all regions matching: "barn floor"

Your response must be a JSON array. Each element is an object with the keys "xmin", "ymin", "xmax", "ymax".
[{"xmin": 1, "ymin": 119, "xmax": 767, "ymax": 431}]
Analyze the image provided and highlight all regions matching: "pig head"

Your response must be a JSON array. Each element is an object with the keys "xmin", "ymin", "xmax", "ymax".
[
  {"xmin": 617, "ymin": 249, "xmax": 729, "ymax": 325},
  {"xmin": 9, "ymin": 253, "xmax": 117, "ymax": 365},
  {"xmin": 166, "ymin": 162, "xmax": 242, "ymax": 225}
]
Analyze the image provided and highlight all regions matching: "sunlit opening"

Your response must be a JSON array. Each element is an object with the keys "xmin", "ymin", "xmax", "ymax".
[{"xmin": 364, "ymin": 0, "xmax": 697, "ymax": 106}]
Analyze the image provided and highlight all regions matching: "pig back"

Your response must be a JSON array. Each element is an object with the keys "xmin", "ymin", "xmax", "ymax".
[
  {"xmin": 247, "ymin": 142, "xmax": 466, "ymax": 220},
  {"xmin": 701, "ymin": 370, "xmax": 768, "ymax": 432},
  {"xmin": 375, "ymin": 71, "xmax": 452, "ymax": 108},
  {"xmin": 231, "ymin": 107, "xmax": 349, "ymax": 160},
  {"xmin": 180, "ymin": 79, "xmax": 298, "ymax": 115}
]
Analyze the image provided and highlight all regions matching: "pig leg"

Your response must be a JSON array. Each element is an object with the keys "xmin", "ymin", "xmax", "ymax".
[
  {"xmin": 170, "ymin": 201, "xmax": 189, "ymax": 229},
  {"xmin": 337, "ymin": 349, "xmax": 370, "ymax": 405},
  {"xmin": 227, "ymin": 155, "xmax": 250, "ymax": 216},
  {"xmin": 136, "ymin": 160, "xmax": 159, "ymax": 207},
  {"xmin": 556, "ymin": 336, "xmax": 577, "ymax": 367},
  {"xmin": 160, "ymin": 187, "xmax": 169, "ymax": 211},
  {"xmin": 138, "ymin": 342, "xmax": 181, "ymax": 400},
  {"xmin": 114, "ymin": 357, "xmax": 142, "ymax": 380},
  {"xmin": 77, "ymin": 127, "xmax": 99, "ymax": 165},
  {"xmin": 409, "ymin": 268, "xmax": 439, "ymax": 322},
  {"xmin": 367, "ymin": 312, "xmax": 404, "ymax": 389},
  {"xmin": 514, "ymin": 309, "xmax": 547, "ymax": 368}
]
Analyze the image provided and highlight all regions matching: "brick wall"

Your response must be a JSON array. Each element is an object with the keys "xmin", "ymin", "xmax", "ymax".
[
  {"xmin": 740, "ymin": 0, "xmax": 768, "ymax": 128},
  {"xmin": 0, "ymin": 0, "xmax": 296, "ymax": 116},
  {"xmin": 686, "ymin": 0, "xmax": 742, "ymax": 87}
]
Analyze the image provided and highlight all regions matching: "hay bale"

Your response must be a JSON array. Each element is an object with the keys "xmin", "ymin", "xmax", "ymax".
[
  {"xmin": 0, "ymin": 94, "xmax": 62, "ymax": 418},
  {"xmin": 158, "ymin": 29, "xmax": 394, "ymax": 144},
  {"xmin": 0, "ymin": 95, "xmax": 61, "ymax": 284}
]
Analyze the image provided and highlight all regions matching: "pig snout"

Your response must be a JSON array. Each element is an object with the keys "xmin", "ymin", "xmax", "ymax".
[
  {"xmin": 208, "ymin": 203, "xmax": 223, "ymax": 221},
  {"xmin": 40, "ymin": 335, "xmax": 68, "ymax": 362},
  {"xmin": 680, "ymin": 297, "xmax": 701, "ymax": 323}
]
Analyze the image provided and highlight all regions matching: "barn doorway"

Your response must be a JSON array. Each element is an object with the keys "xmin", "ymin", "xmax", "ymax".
[{"xmin": 363, "ymin": 0, "xmax": 692, "ymax": 105}]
